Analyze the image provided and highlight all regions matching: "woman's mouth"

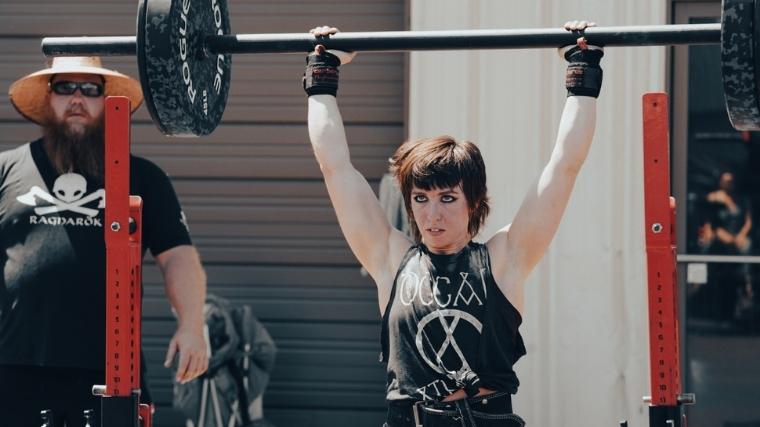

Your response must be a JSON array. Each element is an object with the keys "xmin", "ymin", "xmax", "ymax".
[{"xmin": 426, "ymin": 228, "xmax": 445, "ymax": 236}]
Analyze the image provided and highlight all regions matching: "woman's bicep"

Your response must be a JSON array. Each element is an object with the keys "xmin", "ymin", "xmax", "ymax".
[
  {"xmin": 324, "ymin": 166, "xmax": 398, "ymax": 277},
  {"xmin": 505, "ymin": 164, "xmax": 578, "ymax": 276}
]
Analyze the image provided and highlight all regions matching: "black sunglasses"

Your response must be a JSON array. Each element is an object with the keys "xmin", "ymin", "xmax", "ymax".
[{"xmin": 50, "ymin": 81, "xmax": 104, "ymax": 97}]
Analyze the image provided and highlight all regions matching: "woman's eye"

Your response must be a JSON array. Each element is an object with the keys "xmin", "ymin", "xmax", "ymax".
[
  {"xmin": 413, "ymin": 195, "xmax": 427, "ymax": 203},
  {"xmin": 441, "ymin": 195, "xmax": 456, "ymax": 203}
]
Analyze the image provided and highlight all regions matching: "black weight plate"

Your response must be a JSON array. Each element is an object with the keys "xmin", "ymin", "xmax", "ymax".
[
  {"xmin": 137, "ymin": 0, "xmax": 231, "ymax": 136},
  {"xmin": 722, "ymin": 0, "xmax": 760, "ymax": 131}
]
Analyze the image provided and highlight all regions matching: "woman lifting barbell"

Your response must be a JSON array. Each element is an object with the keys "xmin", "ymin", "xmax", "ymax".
[{"xmin": 304, "ymin": 21, "xmax": 602, "ymax": 427}]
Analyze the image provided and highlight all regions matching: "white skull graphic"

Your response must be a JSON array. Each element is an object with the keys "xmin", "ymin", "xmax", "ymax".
[{"xmin": 53, "ymin": 173, "xmax": 87, "ymax": 203}]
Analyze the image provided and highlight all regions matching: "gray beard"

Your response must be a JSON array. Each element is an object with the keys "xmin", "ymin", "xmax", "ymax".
[{"xmin": 42, "ymin": 114, "xmax": 105, "ymax": 184}]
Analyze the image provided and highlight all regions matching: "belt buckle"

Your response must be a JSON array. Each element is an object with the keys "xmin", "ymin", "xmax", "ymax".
[{"xmin": 412, "ymin": 400, "xmax": 424, "ymax": 427}]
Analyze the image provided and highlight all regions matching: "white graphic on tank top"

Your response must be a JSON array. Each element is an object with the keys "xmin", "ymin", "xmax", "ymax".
[
  {"xmin": 16, "ymin": 173, "xmax": 105, "ymax": 217},
  {"xmin": 395, "ymin": 262, "xmax": 489, "ymax": 400},
  {"xmin": 416, "ymin": 378, "xmax": 457, "ymax": 401},
  {"xmin": 414, "ymin": 309, "xmax": 484, "ymax": 401},
  {"xmin": 415, "ymin": 309, "xmax": 483, "ymax": 375}
]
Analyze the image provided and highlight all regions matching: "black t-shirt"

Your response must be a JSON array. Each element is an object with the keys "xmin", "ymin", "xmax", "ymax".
[
  {"xmin": 0, "ymin": 139, "xmax": 192, "ymax": 370},
  {"xmin": 381, "ymin": 242, "xmax": 526, "ymax": 402}
]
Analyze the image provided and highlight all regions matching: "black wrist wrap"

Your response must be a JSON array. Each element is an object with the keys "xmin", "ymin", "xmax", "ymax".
[
  {"xmin": 303, "ymin": 51, "xmax": 341, "ymax": 97},
  {"xmin": 563, "ymin": 45, "xmax": 604, "ymax": 98}
]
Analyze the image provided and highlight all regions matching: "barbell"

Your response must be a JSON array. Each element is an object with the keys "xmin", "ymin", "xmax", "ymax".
[{"xmin": 40, "ymin": 0, "xmax": 760, "ymax": 137}]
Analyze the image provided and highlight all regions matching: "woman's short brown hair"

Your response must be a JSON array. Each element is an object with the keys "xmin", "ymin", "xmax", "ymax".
[{"xmin": 389, "ymin": 135, "xmax": 490, "ymax": 241}]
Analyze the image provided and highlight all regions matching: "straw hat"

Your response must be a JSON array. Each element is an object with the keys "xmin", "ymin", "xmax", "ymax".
[{"xmin": 8, "ymin": 56, "xmax": 143, "ymax": 125}]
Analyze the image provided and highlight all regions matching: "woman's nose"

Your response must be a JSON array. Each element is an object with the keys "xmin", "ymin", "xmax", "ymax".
[{"xmin": 428, "ymin": 202, "xmax": 443, "ymax": 219}]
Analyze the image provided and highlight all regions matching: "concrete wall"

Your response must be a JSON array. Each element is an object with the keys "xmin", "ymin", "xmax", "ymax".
[{"xmin": 408, "ymin": 1, "xmax": 668, "ymax": 425}]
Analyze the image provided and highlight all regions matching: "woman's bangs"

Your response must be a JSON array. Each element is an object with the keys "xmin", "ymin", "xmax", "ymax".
[{"xmin": 411, "ymin": 153, "xmax": 463, "ymax": 191}]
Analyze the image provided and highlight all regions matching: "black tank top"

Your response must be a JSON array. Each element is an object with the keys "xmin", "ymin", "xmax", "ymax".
[{"xmin": 381, "ymin": 242, "xmax": 526, "ymax": 402}]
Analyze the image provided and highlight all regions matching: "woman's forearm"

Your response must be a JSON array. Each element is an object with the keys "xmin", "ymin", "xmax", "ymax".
[{"xmin": 307, "ymin": 95, "xmax": 352, "ymax": 174}]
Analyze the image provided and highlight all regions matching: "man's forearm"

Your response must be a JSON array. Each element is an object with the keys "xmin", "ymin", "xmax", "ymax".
[{"xmin": 158, "ymin": 245, "xmax": 207, "ymax": 330}]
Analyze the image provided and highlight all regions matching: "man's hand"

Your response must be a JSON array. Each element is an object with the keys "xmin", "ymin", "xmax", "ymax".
[
  {"xmin": 164, "ymin": 326, "xmax": 209, "ymax": 384},
  {"xmin": 155, "ymin": 245, "xmax": 208, "ymax": 383}
]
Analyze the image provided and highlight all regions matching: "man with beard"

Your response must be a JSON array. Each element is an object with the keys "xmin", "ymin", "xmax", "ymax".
[{"xmin": 0, "ymin": 57, "xmax": 208, "ymax": 427}]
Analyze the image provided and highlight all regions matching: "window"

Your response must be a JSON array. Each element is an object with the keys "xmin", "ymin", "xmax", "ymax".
[{"xmin": 673, "ymin": 2, "xmax": 760, "ymax": 425}]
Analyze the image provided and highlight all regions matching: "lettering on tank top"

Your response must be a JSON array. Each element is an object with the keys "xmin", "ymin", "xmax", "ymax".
[{"xmin": 397, "ymin": 269, "xmax": 488, "ymax": 307}]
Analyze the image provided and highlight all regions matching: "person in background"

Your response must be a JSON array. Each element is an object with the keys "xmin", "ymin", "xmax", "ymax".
[{"xmin": 0, "ymin": 56, "xmax": 208, "ymax": 427}]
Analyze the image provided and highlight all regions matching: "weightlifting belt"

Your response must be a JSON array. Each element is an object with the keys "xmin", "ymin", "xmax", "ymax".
[{"xmin": 386, "ymin": 392, "xmax": 525, "ymax": 427}]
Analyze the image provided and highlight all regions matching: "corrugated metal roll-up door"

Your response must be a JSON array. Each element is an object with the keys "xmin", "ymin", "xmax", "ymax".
[{"xmin": 0, "ymin": 1, "xmax": 406, "ymax": 425}]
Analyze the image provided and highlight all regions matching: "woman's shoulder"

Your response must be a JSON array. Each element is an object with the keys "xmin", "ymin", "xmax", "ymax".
[
  {"xmin": 484, "ymin": 226, "xmax": 509, "ymax": 256},
  {"xmin": 484, "ymin": 227, "xmax": 513, "ymax": 281},
  {"xmin": 390, "ymin": 234, "xmax": 418, "ymax": 267}
]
